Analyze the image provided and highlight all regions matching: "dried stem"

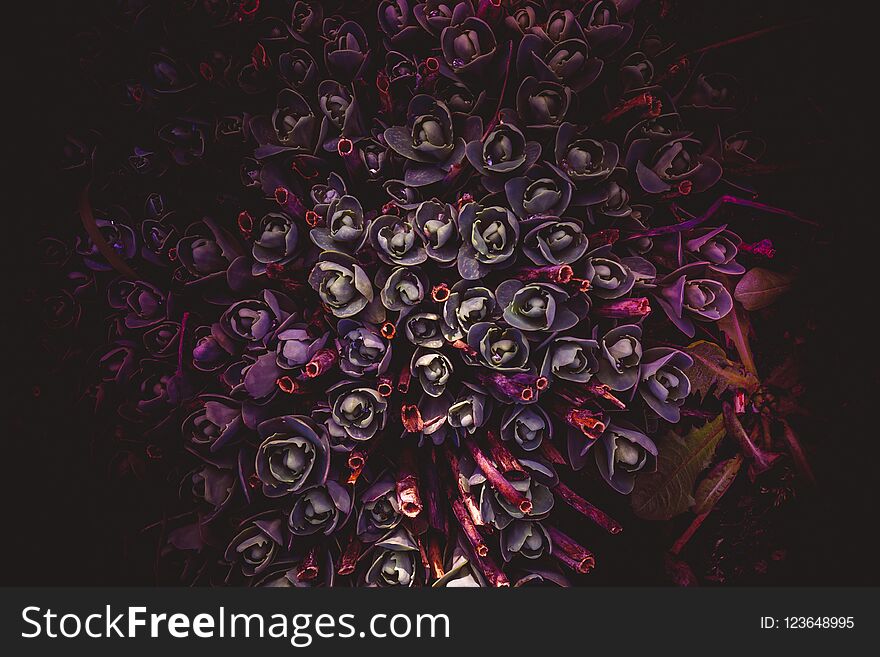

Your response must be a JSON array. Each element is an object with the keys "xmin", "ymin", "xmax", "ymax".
[
  {"xmin": 444, "ymin": 445, "xmax": 484, "ymax": 526},
  {"xmin": 304, "ymin": 348, "xmax": 337, "ymax": 378},
  {"xmin": 593, "ymin": 297, "xmax": 652, "ymax": 319},
  {"xmin": 511, "ymin": 264, "xmax": 573, "ymax": 284},
  {"xmin": 670, "ymin": 512, "xmax": 710, "ymax": 556},
  {"xmin": 546, "ymin": 526, "xmax": 595, "ymax": 574},
  {"xmin": 485, "ymin": 430, "xmax": 525, "ymax": 473},
  {"xmin": 396, "ymin": 448, "xmax": 424, "ymax": 518},
  {"xmin": 397, "ymin": 368, "xmax": 411, "ymax": 393},
  {"xmin": 464, "ymin": 438, "xmax": 533, "ymax": 514},
  {"xmin": 337, "ymin": 536, "xmax": 363, "ymax": 576},
  {"xmin": 422, "ymin": 449, "xmax": 448, "ymax": 534},
  {"xmin": 451, "ymin": 499, "xmax": 489, "ymax": 558},
  {"xmin": 427, "ymin": 533, "xmax": 445, "ymax": 580},
  {"xmin": 296, "ymin": 545, "xmax": 319, "ymax": 581},
  {"xmin": 722, "ymin": 401, "xmax": 781, "ymax": 478},
  {"xmin": 539, "ymin": 440, "xmax": 567, "ymax": 466},
  {"xmin": 553, "ymin": 482, "xmax": 623, "ymax": 534}
]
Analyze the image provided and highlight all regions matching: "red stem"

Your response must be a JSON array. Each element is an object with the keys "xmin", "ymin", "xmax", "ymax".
[
  {"xmin": 546, "ymin": 526, "xmax": 595, "ymax": 574},
  {"xmin": 623, "ymin": 195, "xmax": 817, "ymax": 243},
  {"xmin": 464, "ymin": 438, "xmax": 533, "ymax": 514},
  {"xmin": 670, "ymin": 512, "xmax": 710, "ymax": 556},
  {"xmin": 485, "ymin": 430, "xmax": 524, "ymax": 473},
  {"xmin": 296, "ymin": 545, "xmax": 319, "ymax": 581},
  {"xmin": 451, "ymin": 499, "xmax": 489, "ymax": 558},
  {"xmin": 396, "ymin": 448, "xmax": 424, "ymax": 518},
  {"xmin": 337, "ymin": 536, "xmax": 363, "ymax": 576},
  {"xmin": 444, "ymin": 445, "xmax": 483, "ymax": 526},
  {"xmin": 553, "ymin": 482, "xmax": 623, "ymax": 534}
]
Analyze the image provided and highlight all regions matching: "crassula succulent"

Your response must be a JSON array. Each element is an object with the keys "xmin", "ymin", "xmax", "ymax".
[{"xmin": 54, "ymin": 0, "xmax": 812, "ymax": 589}]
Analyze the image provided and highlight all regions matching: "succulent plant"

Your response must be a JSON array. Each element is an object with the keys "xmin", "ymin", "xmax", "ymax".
[{"xmin": 53, "ymin": 0, "xmax": 810, "ymax": 589}]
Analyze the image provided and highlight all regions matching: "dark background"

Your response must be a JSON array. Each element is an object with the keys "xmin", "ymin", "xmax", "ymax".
[{"xmin": 2, "ymin": 0, "xmax": 876, "ymax": 585}]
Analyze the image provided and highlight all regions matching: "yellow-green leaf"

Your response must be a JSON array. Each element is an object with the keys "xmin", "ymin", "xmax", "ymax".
[
  {"xmin": 685, "ymin": 340, "xmax": 759, "ymax": 399},
  {"xmin": 631, "ymin": 415, "xmax": 726, "ymax": 521}
]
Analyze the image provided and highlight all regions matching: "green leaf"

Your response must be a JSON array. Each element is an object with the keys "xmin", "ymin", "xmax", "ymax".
[
  {"xmin": 685, "ymin": 340, "xmax": 759, "ymax": 400},
  {"xmin": 631, "ymin": 415, "xmax": 727, "ymax": 521},
  {"xmin": 734, "ymin": 267, "xmax": 796, "ymax": 311},
  {"xmin": 692, "ymin": 454, "xmax": 743, "ymax": 515}
]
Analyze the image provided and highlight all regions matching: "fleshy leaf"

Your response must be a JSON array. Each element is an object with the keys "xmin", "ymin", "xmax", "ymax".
[
  {"xmin": 685, "ymin": 340, "xmax": 759, "ymax": 399},
  {"xmin": 734, "ymin": 267, "xmax": 796, "ymax": 310},
  {"xmin": 631, "ymin": 415, "xmax": 726, "ymax": 521}
]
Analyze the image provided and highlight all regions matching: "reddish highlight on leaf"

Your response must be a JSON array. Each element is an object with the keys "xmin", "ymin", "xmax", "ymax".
[{"xmin": 251, "ymin": 43, "xmax": 269, "ymax": 69}]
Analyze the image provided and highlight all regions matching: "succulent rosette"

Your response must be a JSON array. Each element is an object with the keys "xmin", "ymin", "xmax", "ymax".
[
  {"xmin": 655, "ymin": 264, "xmax": 734, "ymax": 337},
  {"xmin": 500, "ymin": 520, "xmax": 552, "ymax": 562},
  {"xmin": 327, "ymin": 381, "xmax": 389, "ymax": 442},
  {"xmin": 255, "ymin": 415, "xmax": 330, "ymax": 498},
  {"xmin": 414, "ymin": 199, "xmax": 460, "ymax": 264},
  {"xmin": 309, "ymin": 195, "xmax": 368, "ymax": 253},
  {"xmin": 384, "ymin": 95, "xmax": 466, "ymax": 186},
  {"xmin": 356, "ymin": 476, "xmax": 403, "ymax": 542},
  {"xmin": 288, "ymin": 482, "xmax": 352, "ymax": 536},
  {"xmin": 59, "ymin": 0, "xmax": 805, "ymax": 588},
  {"xmin": 594, "ymin": 422, "xmax": 658, "ymax": 495},
  {"xmin": 441, "ymin": 280, "xmax": 497, "ymax": 341},
  {"xmin": 496, "ymin": 279, "xmax": 582, "ymax": 332},
  {"xmin": 456, "ymin": 203, "xmax": 521, "ymax": 279},
  {"xmin": 501, "ymin": 404, "xmax": 552, "ymax": 451},
  {"xmin": 308, "ymin": 252, "xmax": 375, "ymax": 319},
  {"xmin": 337, "ymin": 320, "xmax": 391, "ymax": 376},
  {"xmin": 541, "ymin": 336, "xmax": 600, "ymax": 383},
  {"xmin": 467, "ymin": 322, "xmax": 531, "ymax": 372},
  {"xmin": 639, "ymin": 348, "xmax": 694, "ymax": 423},
  {"xmin": 364, "ymin": 527, "xmax": 421, "ymax": 587}
]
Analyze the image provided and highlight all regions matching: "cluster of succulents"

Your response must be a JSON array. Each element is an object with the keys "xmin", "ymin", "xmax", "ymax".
[{"xmin": 51, "ymin": 0, "xmax": 793, "ymax": 586}]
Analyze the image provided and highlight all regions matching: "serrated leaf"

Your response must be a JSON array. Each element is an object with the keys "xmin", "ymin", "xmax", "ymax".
[
  {"xmin": 734, "ymin": 267, "xmax": 796, "ymax": 310},
  {"xmin": 685, "ymin": 340, "xmax": 759, "ymax": 400},
  {"xmin": 692, "ymin": 454, "xmax": 743, "ymax": 515},
  {"xmin": 631, "ymin": 415, "xmax": 726, "ymax": 521}
]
